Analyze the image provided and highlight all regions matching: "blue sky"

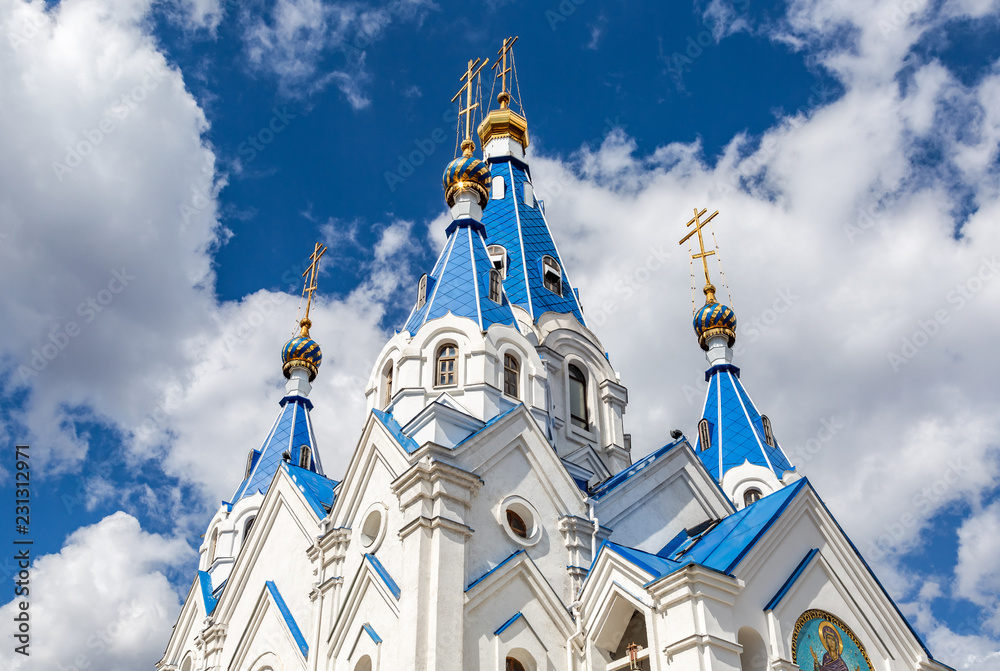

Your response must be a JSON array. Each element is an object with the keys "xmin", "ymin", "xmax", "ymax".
[{"xmin": 1, "ymin": 0, "xmax": 1000, "ymax": 668}]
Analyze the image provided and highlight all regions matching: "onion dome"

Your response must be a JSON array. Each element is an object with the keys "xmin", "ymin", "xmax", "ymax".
[
  {"xmin": 282, "ymin": 318, "xmax": 322, "ymax": 381},
  {"xmin": 477, "ymin": 91, "xmax": 529, "ymax": 149},
  {"xmin": 443, "ymin": 140, "xmax": 491, "ymax": 208},
  {"xmin": 693, "ymin": 284, "xmax": 736, "ymax": 351}
]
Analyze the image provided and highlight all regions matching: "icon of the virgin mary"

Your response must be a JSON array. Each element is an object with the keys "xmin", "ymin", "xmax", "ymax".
[{"xmin": 810, "ymin": 622, "xmax": 859, "ymax": 671}]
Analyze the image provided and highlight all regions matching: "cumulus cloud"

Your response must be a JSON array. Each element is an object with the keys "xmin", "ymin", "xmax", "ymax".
[{"xmin": 0, "ymin": 512, "xmax": 194, "ymax": 671}]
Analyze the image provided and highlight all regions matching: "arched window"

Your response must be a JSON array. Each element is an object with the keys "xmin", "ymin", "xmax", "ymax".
[
  {"xmin": 505, "ymin": 658, "xmax": 526, "ymax": 671},
  {"xmin": 208, "ymin": 528, "xmax": 218, "ymax": 564},
  {"xmin": 383, "ymin": 362, "xmax": 394, "ymax": 408},
  {"xmin": 744, "ymin": 488, "xmax": 763, "ymax": 507},
  {"xmin": 698, "ymin": 418, "xmax": 711, "ymax": 451},
  {"xmin": 503, "ymin": 353, "xmax": 520, "ymax": 398},
  {"xmin": 245, "ymin": 450, "xmax": 255, "ymax": 479},
  {"xmin": 523, "ymin": 181, "xmax": 534, "ymax": 207},
  {"xmin": 488, "ymin": 244, "xmax": 507, "ymax": 278},
  {"xmin": 243, "ymin": 516, "xmax": 255, "ymax": 540},
  {"xmin": 738, "ymin": 626, "xmax": 768, "ymax": 671},
  {"xmin": 489, "ymin": 269, "xmax": 503, "ymax": 303},
  {"xmin": 180, "ymin": 656, "xmax": 193, "ymax": 671},
  {"xmin": 298, "ymin": 445, "xmax": 311, "ymax": 469},
  {"xmin": 416, "ymin": 274, "xmax": 427, "ymax": 309},
  {"xmin": 492, "ymin": 175, "xmax": 506, "ymax": 200},
  {"xmin": 761, "ymin": 415, "xmax": 774, "ymax": 446},
  {"xmin": 506, "ymin": 509, "xmax": 528, "ymax": 538},
  {"xmin": 436, "ymin": 344, "xmax": 457, "ymax": 387},
  {"xmin": 542, "ymin": 255, "xmax": 561, "ymax": 295},
  {"xmin": 568, "ymin": 364, "xmax": 588, "ymax": 429},
  {"xmin": 354, "ymin": 655, "xmax": 373, "ymax": 671}
]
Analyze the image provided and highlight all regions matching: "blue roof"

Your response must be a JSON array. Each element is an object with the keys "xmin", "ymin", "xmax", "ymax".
[
  {"xmin": 601, "ymin": 541, "xmax": 684, "ymax": 580},
  {"xmin": 371, "ymin": 408, "xmax": 420, "ymax": 453},
  {"xmin": 466, "ymin": 549, "xmax": 524, "ymax": 592},
  {"xmin": 198, "ymin": 570, "xmax": 219, "ymax": 615},
  {"xmin": 454, "ymin": 403, "xmax": 520, "ymax": 448},
  {"xmin": 364, "ymin": 554, "xmax": 401, "ymax": 599},
  {"xmin": 402, "ymin": 219, "xmax": 518, "ymax": 334},
  {"xmin": 362, "ymin": 622, "xmax": 383, "ymax": 644},
  {"xmin": 284, "ymin": 462, "xmax": 337, "ymax": 519},
  {"xmin": 660, "ymin": 478, "xmax": 808, "ymax": 574},
  {"xmin": 231, "ymin": 395, "xmax": 322, "ymax": 503},
  {"xmin": 494, "ymin": 612, "xmax": 523, "ymax": 635},
  {"xmin": 589, "ymin": 437, "xmax": 686, "ymax": 499},
  {"xmin": 481, "ymin": 157, "xmax": 587, "ymax": 325},
  {"xmin": 696, "ymin": 365, "xmax": 795, "ymax": 482},
  {"xmin": 265, "ymin": 580, "xmax": 309, "ymax": 657}
]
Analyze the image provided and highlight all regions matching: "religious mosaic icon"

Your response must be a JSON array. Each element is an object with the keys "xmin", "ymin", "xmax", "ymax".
[{"xmin": 792, "ymin": 610, "xmax": 874, "ymax": 671}]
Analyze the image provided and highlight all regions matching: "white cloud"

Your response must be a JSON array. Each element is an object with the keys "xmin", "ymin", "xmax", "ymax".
[
  {"xmin": 0, "ymin": 512, "xmax": 194, "ymax": 671},
  {"xmin": 955, "ymin": 501, "xmax": 1000, "ymax": 615}
]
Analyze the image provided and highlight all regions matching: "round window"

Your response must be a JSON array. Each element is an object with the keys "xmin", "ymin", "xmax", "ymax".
[
  {"xmin": 500, "ymin": 497, "xmax": 540, "ymax": 546},
  {"xmin": 358, "ymin": 503, "xmax": 388, "ymax": 553}
]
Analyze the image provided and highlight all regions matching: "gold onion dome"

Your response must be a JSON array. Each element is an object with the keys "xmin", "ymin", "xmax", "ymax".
[
  {"xmin": 693, "ymin": 284, "xmax": 737, "ymax": 351},
  {"xmin": 282, "ymin": 319, "xmax": 322, "ymax": 381},
  {"xmin": 443, "ymin": 139, "xmax": 491, "ymax": 208}
]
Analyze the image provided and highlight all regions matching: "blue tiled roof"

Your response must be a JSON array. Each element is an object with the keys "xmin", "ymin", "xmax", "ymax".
[
  {"xmin": 481, "ymin": 158, "xmax": 587, "ymax": 325},
  {"xmin": 600, "ymin": 541, "xmax": 684, "ymax": 579},
  {"xmin": 696, "ymin": 366, "xmax": 794, "ymax": 482},
  {"xmin": 265, "ymin": 580, "xmax": 309, "ymax": 657},
  {"xmin": 589, "ymin": 437, "xmax": 686, "ymax": 500},
  {"xmin": 231, "ymin": 395, "xmax": 322, "ymax": 504},
  {"xmin": 284, "ymin": 462, "xmax": 337, "ymax": 520},
  {"xmin": 402, "ymin": 220, "xmax": 518, "ymax": 334},
  {"xmin": 365, "ymin": 554, "xmax": 401, "ymax": 599}
]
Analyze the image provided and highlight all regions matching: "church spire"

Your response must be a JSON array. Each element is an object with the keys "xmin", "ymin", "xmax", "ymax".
[
  {"xmin": 281, "ymin": 242, "xmax": 327, "ymax": 397},
  {"xmin": 679, "ymin": 208, "xmax": 736, "ymax": 365}
]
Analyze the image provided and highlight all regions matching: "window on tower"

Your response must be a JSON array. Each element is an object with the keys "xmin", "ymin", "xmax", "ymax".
[
  {"xmin": 436, "ymin": 344, "xmax": 457, "ymax": 387},
  {"xmin": 416, "ymin": 273, "xmax": 427, "ymax": 309},
  {"xmin": 744, "ymin": 488, "xmax": 763, "ymax": 507},
  {"xmin": 382, "ymin": 361, "xmax": 394, "ymax": 408},
  {"xmin": 761, "ymin": 415, "xmax": 774, "ymax": 447},
  {"xmin": 298, "ymin": 445, "xmax": 311, "ymax": 469},
  {"xmin": 542, "ymin": 255, "xmax": 562, "ymax": 295},
  {"xmin": 488, "ymin": 244, "xmax": 507, "ymax": 278},
  {"xmin": 488, "ymin": 269, "xmax": 503, "ymax": 303},
  {"xmin": 504, "ymin": 353, "xmax": 520, "ymax": 398},
  {"xmin": 245, "ymin": 450, "xmax": 255, "ymax": 479},
  {"xmin": 523, "ymin": 181, "xmax": 535, "ymax": 207},
  {"xmin": 208, "ymin": 528, "xmax": 218, "ymax": 564},
  {"xmin": 492, "ymin": 175, "xmax": 506, "ymax": 200},
  {"xmin": 698, "ymin": 418, "xmax": 712, "ymax": 451},
  {"xmin": 568, "ymin": 364, "xmax": 589, "ymax": 429}
]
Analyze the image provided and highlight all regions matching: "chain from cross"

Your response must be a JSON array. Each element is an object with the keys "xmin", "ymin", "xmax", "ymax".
[
  {"xmin": 492, "ymin": 35, "xmax": 518, "ymax": 108},
  {"xmin": 451, "ymin": 57, "xmax": 489, "ymax": 152},
  {"xmin": 301, "ymin": 242, "xmax": 327, "ymax": 322},
  {"xmin": 678, "ymin": 207, "xmax": 720, "ymax": 288}
]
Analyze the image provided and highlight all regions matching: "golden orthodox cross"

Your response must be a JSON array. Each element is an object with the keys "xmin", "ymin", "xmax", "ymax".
[
  {"xmin": 678, "ymin": 207, "xmax": 720, "ymax": 288},
  {"xmin": 301, "ymin": 241, "xmax": 327, "ymax": 323},
  {"xmin": 492, "ymin": 35, "xmax": 518, "ymax": 108},
  {"xmin": 451, "ymin": 57, "xmax": 489, "ymax": 152}
]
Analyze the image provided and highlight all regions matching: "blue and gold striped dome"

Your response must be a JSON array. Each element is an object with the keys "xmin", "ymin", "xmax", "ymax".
[
  {"xmin": 282, "ymin": 319, "xmax": 322, "ymax": 381},
  {"xmin": 443, "ymin": 153, "xmax": 491, "ymax": 208},
  {"xmin": 694, "ymin": 298, "xmax": 737, "ymax": 351}
]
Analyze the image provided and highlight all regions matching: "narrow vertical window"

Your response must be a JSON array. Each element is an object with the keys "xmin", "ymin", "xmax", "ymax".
[
  {"xmin": 698, "ymin": 418, "xmax": 712, "ymax": 451},
  {"xmin": 245, "ymin": 451, "xmax": 255, "ymax": 479},
  {"xmin": 491, "ymin": 175, "xmax": 506, "ymax": 199},
  {"xmin": 208, "ymin": 528, "xmax": 218, "ymax": 564},
  {"xmin": 568, "ymin": 364, "xmax": 588, "ymax": 429},
  {"xmin": 416, "ymin": 274, "xmax": 427, "ymax": 309},
  {"xmin": 743, "ymin": 488, "xmax": 762, "ymax": 507},
  {"xmin": 436, "ymin": 344, "xmax": 457, "ymax": 387},
  {"xmin": 761, "ymin": 415, "xmax": 774, "ymax": 447},
  {"xmin": 299, "ymin": 445, "xmax": 311, "ymax": 469},
  {"xmin": 383, "ymin": 362, "xmax": 394, "ymax": 408},
  {"xmin": 542, "ymin": 255, "xmax": 562, "ymax": 295},
  {"xmin": 504, "ymin": 353, "xmax": 520, "ymax": 398},
  {"xmin": 243, "ymin": 516, "xmax": 255, "ymax": 540},
  {"xmin": 523, "ymin": 181, "xmax": 534, "ymax": 207},
  {"xmin": 489, "ymin": 269, "xmax": 503, "ymax": 303}
]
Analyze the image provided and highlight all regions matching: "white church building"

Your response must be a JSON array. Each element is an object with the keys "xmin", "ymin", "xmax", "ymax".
[{"xmin": 157, "ymin": 40, "xmax": 954, "ymax": 671}]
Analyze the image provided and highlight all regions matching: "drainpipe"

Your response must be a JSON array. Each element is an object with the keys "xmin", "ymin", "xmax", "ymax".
[
  {"xmin": 567, "ymin": 600, "xmax": 585, "ymax": 671},
  {"xmin": 588, "ymin": 499, "xmax": 599, "ymax": 561}
]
